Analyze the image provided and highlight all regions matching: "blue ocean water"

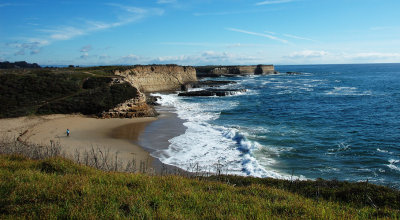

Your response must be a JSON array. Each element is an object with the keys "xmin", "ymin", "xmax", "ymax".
[{"xmin": 154, "ymin": 63, "xmax": 400, "ymax": 188}]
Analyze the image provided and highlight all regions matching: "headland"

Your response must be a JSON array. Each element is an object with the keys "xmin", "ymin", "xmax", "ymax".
[{"xmin": 0, "ymin": 62, "xmax": 277, "ymax": 173}]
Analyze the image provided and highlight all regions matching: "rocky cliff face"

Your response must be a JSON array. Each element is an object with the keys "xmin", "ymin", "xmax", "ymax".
[
  {"xmin": 114, "ymin": 65, "xmax": 197, "ymax": 93},
  {"xmin": 100, "ymin": 91, "xmax": 157, "ymax": 118},
  {"xmin": 196, "ymin": 65, "xmax": 276, "ymax": 77},
  {"xmin": 101, "ymin": 65, "xmax": 197, "ymax": 118}
]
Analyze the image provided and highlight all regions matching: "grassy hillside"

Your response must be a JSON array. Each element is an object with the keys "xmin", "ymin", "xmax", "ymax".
[
  {"xmin": 0, "ymin": 68, "xmax": 139, "ymax": 118},
  {"xmin": 1, "ymin": 154, "xmax": 399, "ymax": 219}
]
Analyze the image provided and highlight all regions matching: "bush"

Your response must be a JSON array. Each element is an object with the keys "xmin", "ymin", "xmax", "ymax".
[{"xmin": 0, "ymin": 70, "xmax": 140, "ymax": 117}]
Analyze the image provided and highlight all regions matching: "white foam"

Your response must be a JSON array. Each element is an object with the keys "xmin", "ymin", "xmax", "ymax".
[
  {"xmin": 387, "ymin": 159, "xmax": 400, "ymax": 172},
  {"xmin": 377, "ymin": 148, "xmax": 389, "ymax": 153},
  {"xmin": 325, "ymin": 86, "xmax": 372, "ymax": 96},
  {"xmin": 152, "ymin": 93, "xmax": 294, "ymax": 179},
  {"xmin": 388, "ymin": 164, "xmax": 400, "ymax": 172}
]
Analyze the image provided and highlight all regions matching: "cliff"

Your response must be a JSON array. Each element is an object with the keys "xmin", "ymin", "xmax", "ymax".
[
  {"xmin": 100, "ymin": 91, "xmax": 157, "ymax": 118},
  {"xmin": 114, "ymin": 65, "xmax": 197, "ymax": 93},
  {"xmin": 196, "ymin": 65, "xmax": 276, "ymax": 77}
]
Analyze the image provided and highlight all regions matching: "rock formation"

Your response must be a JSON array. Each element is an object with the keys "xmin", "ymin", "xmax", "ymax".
[
  {"xmin": 178, "ymin": 89, "xmax": 247, "ymax": 97},
  {"xmin": 100, "ymin": 65, "xmax": 198, "ymax": 118},
  {"xmin": 196, "ymin": 65, "xmax": 277, "ymax": 77},
  {"xmin": 181, "ymin": 80, "xmax": 237, "ymax": 91},
  {"xmin": 113, "ymin": 65, "xmax": 197, "ymax": 92},
  {"xmin": 100, "ymin": 92, "xmax": 157, "ymax": 118}
]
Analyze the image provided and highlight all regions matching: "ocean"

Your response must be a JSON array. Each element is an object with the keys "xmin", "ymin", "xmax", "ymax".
[{"xmin": 153, "ymin": 63, "xmax": 400, "ymax": 188}]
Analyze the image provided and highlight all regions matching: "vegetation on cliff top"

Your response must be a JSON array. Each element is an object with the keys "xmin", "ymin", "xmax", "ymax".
[
  {"xmin": 0, "ymin": 68, "xmax": 139, "ymax": 118},
  {"xmin": 0, "ymin": 154, "xmax": 399, "ymax": 219}
]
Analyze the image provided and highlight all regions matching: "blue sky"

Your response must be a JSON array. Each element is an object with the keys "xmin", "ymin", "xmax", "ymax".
[{"xmin": 1, "ymin": 0, "xmax": 400, "ymax": 65}]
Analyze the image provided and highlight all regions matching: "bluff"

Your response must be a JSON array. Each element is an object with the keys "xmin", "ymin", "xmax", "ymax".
[
  {"xmin": 196, "ymin": 65, "xmax": 276, "ymax": 77},
  {"xmin": 113, "ymin": 65, "xmax": 197, "ymax": 93}
]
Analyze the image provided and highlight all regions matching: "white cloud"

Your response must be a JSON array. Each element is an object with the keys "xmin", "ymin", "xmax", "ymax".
[
  {"xmin": 344, "ymin": 52, "xmax": 400, "ymax": 60},
  {"xmin": 283, "ymin": 50, "xmax": 400, "ymax": 64},
  {"xmin": 119, "ymin": 54, "xmax": 144, "ymax": 64},
  {"xmin": 5, "ymin": 4, "xmax": 164, "ymax": 57},
  {"xmin": 80, "ymin": 45, "xmax": 92, "ymax": 52},
  {"xmin": 160, "ymin": 41, "xmax": 273, "ymax": 49},
  {"xmin": 160, "ymin": 42, "xmax": 214, "ymax": 46},
  {"xmin": 256, "ymin": 0, "xmax": 295, "ymax": 6},
  {"xmin": 80, "ymin": 52, "xmax": 89, "ymax": 59},
  {"xmin": 41, "ymin": 5, "xmax": 163, "ymax": 42},
  {"xmin": 152, "ymin": 51, "xmax": 262, "ymax": 65},
  {"xmin": 283, "ymin": 34, "xmax": 314, "ymax": 41},
  {"xmin": 227, "ymin": 28, "xmax": 289, "ymax": 44},
  {"xmin": 286, "ymin": 50, "xmax": 329, "ymax": 58},
  {"xmin": 7, "ymin": 39, "xmax": 48, "ymax": 56},
  {"xmin": 79, "ymin": 45, "xmax": 92, "ymax": 59},
  {"xmin": 108, "ymin": 50, "xmax": 265, "ymax": 65}
]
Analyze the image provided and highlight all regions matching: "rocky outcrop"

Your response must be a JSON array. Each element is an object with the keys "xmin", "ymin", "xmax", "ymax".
[
  {"xmin": 196, "ymin": 65, "xmax": 277, "ymax": 77},
  {"xmin": 181, "ymin": 80, "xmax": 237, "ymax": 91},
  {"xmin": 100, "ymin": 65, "xmax": 197, "ymax": 118},
  {"xmin": 286, "ymin": 72, "xmax": 302, "ymax": 75},
  {"xmin": 114, "ymin": 65, "xmax": 197, "ymax": 93},
  {"xmin": 100, "ymin": 92, "xmax": 157, "ymax": 118},
  {"xmin": 178, "ymin": 89, "xmax": 246, "ymax": 97}
]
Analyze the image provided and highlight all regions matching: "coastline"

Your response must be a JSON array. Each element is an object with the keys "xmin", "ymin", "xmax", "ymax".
[
  {"xmin": 0, "ymin": 110, "xmax": 188, "ymax": 174},
  {"xmin": 138, "ymin": 105, "xmax": 187, "ymax": 174},
  {"xmin": 0, "ymin": 114, "xmax": 158, "ymax": 172}
]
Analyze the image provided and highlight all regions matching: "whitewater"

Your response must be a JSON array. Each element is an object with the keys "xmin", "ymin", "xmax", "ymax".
[{"xmin": 152, "ymin": 63, "xmax": 400, "ymax": 188}]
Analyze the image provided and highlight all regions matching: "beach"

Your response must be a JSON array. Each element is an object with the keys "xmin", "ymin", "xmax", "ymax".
[{"xmin": 0, "ymin": 114, "xmax": 164, "ymax": 172}]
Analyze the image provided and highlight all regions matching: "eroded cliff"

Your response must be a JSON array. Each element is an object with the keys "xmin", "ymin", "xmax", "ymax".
[
  {"xmin": 114, "ymin": 65, "xmax": 197, "ymax": 93},
  {"xmin": 100, "ymin": 91, "xmax": 157, "ymax": 118},
  {"xmin": 196, "ymin": 65, "xmax": 276, "ymax": 77}
]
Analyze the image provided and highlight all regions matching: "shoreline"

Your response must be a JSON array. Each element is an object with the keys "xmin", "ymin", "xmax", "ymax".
[
  {"xmin": 0, "ymin": 109, "xmax": 188, "ymax": 174},
  {"xmin": 0, "ymin": 114, "xmax": 158, "ymax": 172},
  {"xmin": 138, "ymin": 106, "xmax": 187, "ymax": 174}
]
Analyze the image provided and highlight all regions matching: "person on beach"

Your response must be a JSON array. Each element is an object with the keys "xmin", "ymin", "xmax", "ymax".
[{"xmin": 66, "ymin": 128, "xmax": 70, "ymax": 137}]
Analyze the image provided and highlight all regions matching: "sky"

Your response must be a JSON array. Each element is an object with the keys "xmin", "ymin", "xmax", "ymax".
[{"xmin": 1, "ymin": 0, "xmax": 400, "ymax": 66}]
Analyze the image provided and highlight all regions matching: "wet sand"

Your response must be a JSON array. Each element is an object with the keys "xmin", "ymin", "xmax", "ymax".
[
  {"xmin": 0, "ymin": 110, "xmax": 188, "ymax": 174},
  {"xmin": 113, "ymin": 106, "xmax": 187, "ymax": 174},
  {"xmin": 0, "ymin": 114, "xmax": 157, "ymax": 171}
]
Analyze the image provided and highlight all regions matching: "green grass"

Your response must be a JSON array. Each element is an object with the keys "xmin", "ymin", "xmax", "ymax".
[{"xmin": 1, "ymin": 154, "xmax": 399, "ymax": 219}]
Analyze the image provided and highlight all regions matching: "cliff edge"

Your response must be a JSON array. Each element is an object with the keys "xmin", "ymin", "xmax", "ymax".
[
  {"xmin": 114, "ymin": 65, "xmax": 197, "ymax": 93},
  {"xmin": 196, "ymin": 65, "xmax": 276, "ymax": 77}
]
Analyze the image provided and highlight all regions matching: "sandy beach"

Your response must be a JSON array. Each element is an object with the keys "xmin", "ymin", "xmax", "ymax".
[{"xmin": 0, "ymin": 114, "xmax": 159, "ymax": 171}]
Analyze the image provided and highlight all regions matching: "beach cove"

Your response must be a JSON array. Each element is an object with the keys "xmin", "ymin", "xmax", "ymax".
[{"xmin": 0, "ymin": 111, "xmax": 185, "ymax": 173}]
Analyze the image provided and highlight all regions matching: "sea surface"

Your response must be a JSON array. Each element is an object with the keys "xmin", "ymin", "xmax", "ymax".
[{"xmin": 153, "ymin": 63, "xmax": 400, "ymax": 188}]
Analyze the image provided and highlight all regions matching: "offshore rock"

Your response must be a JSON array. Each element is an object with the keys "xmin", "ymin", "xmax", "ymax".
[
  {"xmin": 146, "ymin": 95, "xmax": 161, "ymax": 106},
  {"xmin": 286, "ymin": 71, "xmax": 302, "ymax": 75},
  {"xmin": 178, "ymin": 89, "xmax": 246, "ymax": 97},
  {"xmin": 181, "ymin": 80, "xmax": 237, "ymax": 91}
]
